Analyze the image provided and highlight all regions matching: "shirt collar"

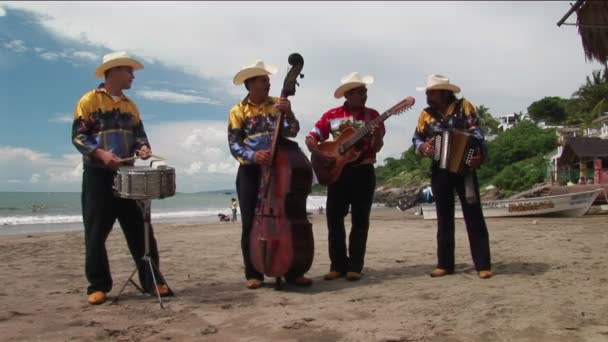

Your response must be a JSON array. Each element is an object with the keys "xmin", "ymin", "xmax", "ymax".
[
  {"xmin": 241, "ymin": 94, "xmax": 275, "ymax": 106},
  {"xmin": 95, "ymin": 83, "xmax": 131, "ymax": 102},
  {"xmin": 342, "ymin": 102, "xmax": 366, "ymax": 116}
]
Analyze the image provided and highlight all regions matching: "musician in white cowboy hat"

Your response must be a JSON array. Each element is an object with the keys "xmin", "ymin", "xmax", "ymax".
[
  {"xmin": 412, "ymin": 73, "xmax": 493, "ymax": 279},
  {"xmin": 305, "ymin": 72, "xmax": 385, "ymax": 282},
  {"xmin": 72, "ymin": 51, "xmax": 172, "ymax": 305},
  {"xmin": 227, "ymin": 59, "xmax": 313, "ymax": 289}
]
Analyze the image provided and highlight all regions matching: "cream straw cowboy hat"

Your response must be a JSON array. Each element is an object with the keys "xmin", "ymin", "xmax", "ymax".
[
  {"xmin": 94, "ymin": 51, "xmax": 144, "ymax": 78},
  {"xmin": 416, "ymin": 74, "xmax": 461, "ymax": 94},
  {"xmin": 334, "ymin": 72, "xmax": 374, "ymax": 99},
  {"xmin": 232, "ymin": 60, "xmax": 278, "ymax": 86}
]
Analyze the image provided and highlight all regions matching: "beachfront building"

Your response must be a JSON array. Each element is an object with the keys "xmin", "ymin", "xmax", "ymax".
[
  {"xmin": 497, "ymin": 113, "xmax": 518, "ymax": 132},
  {"xmin": 550, "ymin": 136, "xmax": 608, "ymax": 185},
  {"xmin": 547, "ymin": 113, "xmax": 608, "ymax": 185}
]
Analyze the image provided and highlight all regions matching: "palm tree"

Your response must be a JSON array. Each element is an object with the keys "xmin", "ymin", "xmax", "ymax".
[
  {"xmin": 570, "ymin": 69, "xmax": 608, "ymax": 125},
  {"xmin": 475, "ymin": 105, "xmax": 500, "ymax": 134}
]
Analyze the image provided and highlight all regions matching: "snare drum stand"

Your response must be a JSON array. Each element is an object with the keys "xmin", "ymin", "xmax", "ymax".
[{"xmin": 112, "ymin": 199, "xmax": 172, "ymax": 308}]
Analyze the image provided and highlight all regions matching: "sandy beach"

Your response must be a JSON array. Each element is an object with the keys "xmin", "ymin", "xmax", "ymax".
[{"xmin": 1, "ymin": 208, "xmax": 608, "ymax": 342}]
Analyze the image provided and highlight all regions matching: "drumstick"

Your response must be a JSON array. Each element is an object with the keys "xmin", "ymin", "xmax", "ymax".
[
  {"xmin": 119, "ymin": 156, "xmax": 138, "ymax": 163},
  {"xmin": 119, "ymin": 154, "xmax": 165, "ymax": 163}
]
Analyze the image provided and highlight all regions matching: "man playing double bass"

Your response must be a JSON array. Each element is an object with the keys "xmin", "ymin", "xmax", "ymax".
[
  {"xmin": 305, "ymin": 72, "xmax": 385, "ymax": 282},
  {"xmin": 228, "ymin": 60, "xmax": 313, "ymax": 289}
]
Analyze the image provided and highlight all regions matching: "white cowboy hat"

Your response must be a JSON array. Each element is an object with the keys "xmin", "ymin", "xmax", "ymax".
[
  {"xmin": 232, "ymin": 60, "xmax": 278, "ymax": 86},
  {"xmin": 94, "ymin": 51, "xmax": 144, "ymax": 78},
  {"xmin": 416, "ymin": 74, "xmax": 461, "ymax": 94},
  {"xmin": 334, "ymin": 72, "xmax": 374, "ymax": 99}
]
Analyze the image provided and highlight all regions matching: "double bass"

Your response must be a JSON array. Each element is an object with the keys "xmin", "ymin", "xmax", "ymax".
[{"xmin": 249, "ymin": 53, "xmax": 314, "ymax": 289}]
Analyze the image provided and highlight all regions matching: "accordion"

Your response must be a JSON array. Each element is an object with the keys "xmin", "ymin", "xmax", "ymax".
[{"xmin": 432, "ymin": 129, "xmax": 478, "ymax": 174}]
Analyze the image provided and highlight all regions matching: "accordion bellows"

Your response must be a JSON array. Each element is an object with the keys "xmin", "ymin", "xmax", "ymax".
[{"xmin": 433, "ymin": 129, "xmax": 476, "ymax": 174}]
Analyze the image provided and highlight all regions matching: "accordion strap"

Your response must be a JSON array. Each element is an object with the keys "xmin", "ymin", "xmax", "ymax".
[{"xmin": 425, "ymin": 99, "xmax": 465, "ymax": 127}]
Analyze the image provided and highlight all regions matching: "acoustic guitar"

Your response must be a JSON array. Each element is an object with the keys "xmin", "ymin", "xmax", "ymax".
[{"xmin": 311, "ymin": 96, "xmax": 415, "ymax": 186}]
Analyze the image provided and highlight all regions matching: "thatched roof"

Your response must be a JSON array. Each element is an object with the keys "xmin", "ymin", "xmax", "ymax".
[
  {"xmin": 577, "ymin": 1, "xmax": 608, "ymax": 64},
  {"xmin": 557, "ymin": 0, "xmax": 608, "ymax": 64}
]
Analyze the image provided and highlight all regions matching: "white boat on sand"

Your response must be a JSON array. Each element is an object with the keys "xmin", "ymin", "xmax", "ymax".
[{"xmin": 420, "ymin": 189, "xmax": 604, "ymax": 220}]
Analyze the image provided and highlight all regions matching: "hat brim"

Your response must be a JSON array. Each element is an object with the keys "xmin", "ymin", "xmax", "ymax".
[
  {"xmin": 94, "ymin": 58, "xmax": 144, "ymax": 78},
  {"xmin": 416, "ymin": 84, "xmax": 461, "ymax": 94},
  {"xmin": 334, "ymin": 74, "xmax": 374, "ymax": 98},
  {"xmin": 233, "ymin": 66, "xmax": 277, "ymax": 86}
]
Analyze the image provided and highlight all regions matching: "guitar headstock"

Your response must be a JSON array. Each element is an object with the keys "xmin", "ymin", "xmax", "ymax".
[{"xmin": 388, "ymin": 96, "xmax": 415, "ymax": 116}]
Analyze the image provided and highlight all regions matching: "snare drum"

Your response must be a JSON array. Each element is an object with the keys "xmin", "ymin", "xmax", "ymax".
[{"xmin": 113, "ymin": 165, "xmax": 176, "ymax": 200}]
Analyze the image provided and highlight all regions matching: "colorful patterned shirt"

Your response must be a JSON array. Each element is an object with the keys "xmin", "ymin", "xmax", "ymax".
[
  {"xmin": 228, "ymin": 96, "xmax": 300, "ymax": 164},
  {"xmin": 308, "ymin": 103, "xmax": 385, "ymax": 165},
  {"xmin": 72, "ymin": 84, "xmax": 150, "ymax": 168},
  {"xmin": 412, "ymin": 98, "xmax": 486, "ymax": 156}
]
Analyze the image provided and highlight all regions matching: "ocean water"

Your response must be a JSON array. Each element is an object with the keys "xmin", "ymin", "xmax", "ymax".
[{"xmin": 0, "ymin": 191, "xmax": 328, "ymax": 235}]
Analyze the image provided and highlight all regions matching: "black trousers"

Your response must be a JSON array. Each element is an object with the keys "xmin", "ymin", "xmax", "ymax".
[
  {"xmin": 236, "ymin": 164, "xmax": 307, "ymax": 281},
  {"xmin": 430, "ymin": 168, "xmax": 491, "ymax": 272},
  {"xmin": 82, "ymin": 165, "xmax": 162, "ymax": 294},
  {"xmin": 236, "ymin": 164, "xmax": 264, "ymax": 280},
  {"xmin": 326, "ymin": 164, "xmax": 376, "ymax": 274}
]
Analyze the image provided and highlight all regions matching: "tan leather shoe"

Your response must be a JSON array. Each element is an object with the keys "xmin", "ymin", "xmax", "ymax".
[
  {"xmin": 87, "ymin": 291, "xmax": 107, "ymax": 305},
  {"xmin": 346, "ymin": 272, "xmax": 362, "ymax": 281},
  {"xmin": 151, "ymin": 284, "xmax": 173, "ymax": 297},
  {"xmin": 430, "ymin": 268, "xmax": 453, "ymax": 277},
  {"xmin": 287, "ymin": 276, "xmax": 313, "ymax": 287},
  {"xmin": 246, "ymin": 278, "xmax": 263, "ymax": 289},
  {"xmin": 478, "ymin": 270, "xmax": 493, "ymax": 279},
  {"xmin": 323, "ymin": 271, "xmax": 344, "ymax": 281}
]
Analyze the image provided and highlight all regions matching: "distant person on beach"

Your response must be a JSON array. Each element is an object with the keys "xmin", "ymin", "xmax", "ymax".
[
  {"xmin": 228, "ymin": 59, "xmax": 312, "ymax": 289},
  {"xmin": 305, "ymin": 72, "xmax": 385, "ymax": 282},
  {"xmin": 231, "ymin": 198, "xmax": 238, "ymax": 222},
  {"xmin": 218, "ymin": 213, "xmax": 231, "ymax": 222},
  {"xmin": 72, "ymin": 51, "xmax": 171, "ymax": 305},
  {"xmin": 412, "ymin": 74, "xmax": 492, "ymax": 279}
]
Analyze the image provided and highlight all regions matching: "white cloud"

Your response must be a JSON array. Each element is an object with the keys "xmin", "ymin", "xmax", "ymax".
[
  {"xmin": 0, "ymin": 147, "xmax": 82, "ymax": 191},
  {"xmin": 143, "ymin": 121, "xmax": 239, "ymax": 191},
  {"xmin": 136, "ymin": 89, "xmax": 220, "ymax": 105},
  {"xmin": 39, "ymin": 51, "xmax": 59, "ymax": 60},
  {"xmin": 3, "ymin": 39, "xmax": 28, "ymax": 53},
  {"xmin": 0, "ymin": 6, "xmax": 6, "ymax": 17},
  {"xmin": 72, "ymin": 50, "xmax": 98, "ymax": 61},
  {"xmin": 48, "ymin": 115, "xmax": 73, "ymax": 123}
]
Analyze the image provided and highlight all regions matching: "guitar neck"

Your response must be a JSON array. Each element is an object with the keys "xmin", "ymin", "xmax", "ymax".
[{"xmin": 342, "ymin": 110, "xmax": 392, "ymax": 151}]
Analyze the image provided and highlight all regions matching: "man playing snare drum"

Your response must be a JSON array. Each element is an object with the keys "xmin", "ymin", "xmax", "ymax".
[
  {"xmin": 412, "ymin": 74, "xmax": 492, "ymax": 280},
  {"xmin": 72, "ymin": 51, "xmax": 172, "ymax": 305}
]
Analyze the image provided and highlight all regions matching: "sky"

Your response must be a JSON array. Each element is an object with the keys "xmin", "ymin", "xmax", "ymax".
[{"xmin": 0, "ymin": 1, "xmax": 603, "ymax": 193}]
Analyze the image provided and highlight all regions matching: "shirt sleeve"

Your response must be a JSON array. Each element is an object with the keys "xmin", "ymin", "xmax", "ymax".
[
  {"xmin": 71, "ymin": 94, "xmax": 99, "ymax": 156},
  {"xmin": 462, "ymin": 99, "xmax": 488, "ymax": 159},
  {"xmin": 462, "ymin": 99, "xmax": 485, "ymax": 141},
  {"xmin": 412, "ymin": 111, "xmax": 429, "ymax": 154},
  {"xmin": 131, "ymin": 103, "xmax": 151, "ymax": 150},
  {"xmin": 227, "ymin": 105, "xmax": 256, "ymax": 163},
  {"xmin": 307, "ymin": 110, "xmax": 331, "ymax": 142}
]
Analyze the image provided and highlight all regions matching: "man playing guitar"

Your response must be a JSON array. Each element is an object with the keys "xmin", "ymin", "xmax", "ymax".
[{"xmin": 305, "ymin": 72, "xmax": 384, "ymax": 282}]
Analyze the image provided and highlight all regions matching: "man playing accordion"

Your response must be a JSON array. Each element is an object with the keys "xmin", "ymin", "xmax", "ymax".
[{"xmin": 412, "ymin": 74, "xmax": 493, "ymax": 279}]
